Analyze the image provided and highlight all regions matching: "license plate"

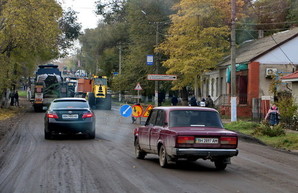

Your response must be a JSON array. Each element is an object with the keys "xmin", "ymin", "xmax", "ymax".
[
  {"xmin": 195, "ymin": 138, "xmax": 218, "ymax": 144},
  {"xmin": 62, "ymin": 114, "xmax": 78, "ymax": 119}
]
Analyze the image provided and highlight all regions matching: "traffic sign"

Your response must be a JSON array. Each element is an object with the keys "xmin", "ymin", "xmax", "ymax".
[
  {"xmin": 134, "ymin": 83, "xmax": 142, "ymax": 90},
  {"xmin": 120, "ymin": 104, "xmax": 132, "ymax": 117},
  {"xmin": 147, "ymin": 74, "xmax": 177, "ymax": 81},
  {"xmin": 147, "ymin": 55, "xmax": 154, "ymax": 65},
  {"xmin": 143, "ymin": 105, "xmax": 154, "ymax": 117},
  {"xmin": 132, "ymin": 104, "xmax": 143, "ymax": 117}
]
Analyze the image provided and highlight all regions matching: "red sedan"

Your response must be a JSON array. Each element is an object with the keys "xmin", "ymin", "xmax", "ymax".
[{"xmin": 134, "ymin": 106, "xmax": 238, "ymax": 170}]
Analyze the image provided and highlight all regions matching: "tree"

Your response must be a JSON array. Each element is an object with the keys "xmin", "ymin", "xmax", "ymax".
[
  {"xmin": 0, "ymin": 0, "xmax": 80, "ymax": 107},
  {"xmin": 157, "ymin": 0, "xmax": 232, "ymax": 91},
  {"xmin": 58, "ymin": 8, "xmax": 82, "ymax": 55}
]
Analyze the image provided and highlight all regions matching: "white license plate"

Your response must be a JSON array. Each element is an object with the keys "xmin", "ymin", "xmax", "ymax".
[
  {"xmin": 62, "ymin": 114, "xmax": 78, "ymax": 119},
  {"xmin": 195, "ymin": 138, "xmax": 218, "ymax": 144}
]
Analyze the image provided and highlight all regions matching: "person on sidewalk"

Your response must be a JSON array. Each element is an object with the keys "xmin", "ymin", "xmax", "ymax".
[
  {"xmin": 265, "ymin": 104, "xmax": 280, "ymax": 126},
  {"xmin": 14, "ymin": 91, "xmax": 19, "ymax": 107},
  {"xmin": 171, "ymin": 95, "xmax": 178, "ymax": 106},
  {"xmin": 205, "ymin": 95, "xmax": 214, "ymax": 108}
]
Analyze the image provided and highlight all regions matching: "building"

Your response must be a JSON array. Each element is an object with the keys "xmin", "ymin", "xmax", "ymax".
[{"xmin": 201, "ymin": 27, "xmax": 298, "ymax": 119}]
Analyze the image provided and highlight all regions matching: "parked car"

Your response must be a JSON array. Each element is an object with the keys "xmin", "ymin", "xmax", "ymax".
[
  {"xmin": 134, "ymin": 106, "xmax": 238, "ymax": 170},
  {"xmin": 44, "ymin": 98, "xmax": 95, "ymax": 139}
]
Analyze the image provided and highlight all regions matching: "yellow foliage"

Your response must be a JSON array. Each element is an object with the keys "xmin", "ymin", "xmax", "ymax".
[{"xmin": 157, "ymin": 0, "xmax": 245, "ymax": 90}]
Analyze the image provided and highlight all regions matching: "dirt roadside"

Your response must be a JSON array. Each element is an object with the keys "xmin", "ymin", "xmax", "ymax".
[{"xmin": 0, "ymin": 96, "xmax": 32, "ymax": 140}]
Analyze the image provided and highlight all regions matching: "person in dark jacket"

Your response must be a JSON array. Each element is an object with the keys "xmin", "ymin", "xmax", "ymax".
[
  {"xmin": 205, "ymin": 95, "xmax": 214, "ymax": 108},
  {"xmin": 171, "ymin": 95, "xmax": 178, "ymax": 106},
  {"xmin": 14, "ymin": 91, "xmax": 19, "ymax": 107},
  {"xmin": 189, "ymin": 95, "xmax": 197, "ymax": 106}
]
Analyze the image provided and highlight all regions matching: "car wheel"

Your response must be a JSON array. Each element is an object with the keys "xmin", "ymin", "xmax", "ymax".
[
  {"xmin": 88, "ymin": 130, "xmax": 95, "ymax": 139},
  {"xmin": 214, "ymin": 160, "xmax": 227, "ymax": 170},
  {"xmin": 44, "ymin": 130, "xmax": 51, "ymax": 140},
  {"xmin": 159, "ymin": 145, "xmax": 169, "ymax": 168},
  {"xmin": 134, "ymin": 139, "xmax": 146, "ymax": 159}
]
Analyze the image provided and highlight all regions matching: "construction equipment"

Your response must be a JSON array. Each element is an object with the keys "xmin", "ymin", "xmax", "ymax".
[
  {"xmin": 75, "ymin": 76, "xmax": 112, "ymax": 110},
  {"xmin": 29, "ymin": 64, "xmax": 65, "ymax": 112}
]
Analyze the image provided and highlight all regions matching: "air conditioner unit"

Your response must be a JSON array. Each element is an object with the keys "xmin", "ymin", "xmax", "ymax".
[{"xmin": 265, "ymin": 68, "xmax": 277, "ymax": 78}]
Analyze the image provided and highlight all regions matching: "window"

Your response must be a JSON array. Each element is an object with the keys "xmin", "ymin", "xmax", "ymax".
[
  {"xmin": 169, "ymin": 110, "xmax": 223, "ymax": 128},
  {"xmin": 155, "ymin": 110, "xmax": 165, "ymax": 126},
  {"xmin": 146, "ymin": 110, "xmax": 158, "ymax": 126},
  {"xmin": 51, "ymin": 101, "xmax": 89, "ymax": 109}
]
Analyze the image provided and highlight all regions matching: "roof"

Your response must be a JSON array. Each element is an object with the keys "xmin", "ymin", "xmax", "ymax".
[
  {"xmin": 220, "ymin": 27, "xmax": 298, "ymax": 67},
  {"xmin": 154, "ymin": 106, "xmax": 218, "ymax": 112},
  {"xmin": 281, "ymin": 71, "xmax": 298, "ymax": 82},
  {"xmin": 53, "ymin": 98, "xmax": 87, "ymax": 102}
]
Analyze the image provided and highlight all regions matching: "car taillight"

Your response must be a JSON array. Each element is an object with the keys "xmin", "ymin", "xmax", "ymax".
[
  {"xmin": 177, "ymin": 136, "xmax": 195, "ymax": 144},
  {"xmin": 82, "ymin": 112, "xmax": 93, "ymax": 118},
  {"xmin": 46, "ymin": 113, "xmax": 58, "ymax": 119},
  {"xmin": 220, "ymin": 137, "xmax": 237, "ymax": 145}
]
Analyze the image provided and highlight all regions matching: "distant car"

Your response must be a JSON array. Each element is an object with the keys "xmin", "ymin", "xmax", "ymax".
[
  {"xmin": 134, "ymin": 106, "xmax": 238, "ymax": 170},
  {"xmin": 44, "ymin": 98, "xmax": 95, "ymax": 139}
]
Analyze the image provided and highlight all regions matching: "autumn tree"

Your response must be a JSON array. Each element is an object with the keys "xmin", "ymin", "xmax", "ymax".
[
  {"xmin": 157, "ymin": 0, "xmax": 234, "ymax": 97},
  {"xmin": 0, "ymin": 0, "xmax": 80, "ymax": 107}
]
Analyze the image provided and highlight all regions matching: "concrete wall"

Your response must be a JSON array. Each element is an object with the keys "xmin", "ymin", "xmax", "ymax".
[{"xmin": 258, "ymin": 63, "xmax": 293, "ymax": 97}]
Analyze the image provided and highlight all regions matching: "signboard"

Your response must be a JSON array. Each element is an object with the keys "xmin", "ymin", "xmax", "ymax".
[
  {"xmin": 120, "ymin": 104, "xmax": 132, "ymax": 117},
  {"xmin": 134, "ymin": 83, "xmax": 142, "ymax": 90},
  {"xmin": 132, "ymin": 104, "xmax": 143, "ymax": 117},
  {"xmin": 143, "ymin": 105, "xmax": 154, "ymax": 117},
  {"xmin": 147, "ymin": 74, "xmax": 177, "ymax": 81},
  {"xmin": 147, "ymin": 55, "xmax": 154, "ymax": 65}
]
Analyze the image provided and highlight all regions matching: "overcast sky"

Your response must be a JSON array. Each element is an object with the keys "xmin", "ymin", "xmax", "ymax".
[{"xmin": 59, "ymin": 0, "xmax": 101, "ymax": 30}]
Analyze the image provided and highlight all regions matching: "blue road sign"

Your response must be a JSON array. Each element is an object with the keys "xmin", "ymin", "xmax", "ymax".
[
  {"xmin": 147, "ymin": 55, "xmax": 154, "ymax": 65},
  {"xmin": 120, "ymin": 104, "xmax": 132, "ymax": 117}
]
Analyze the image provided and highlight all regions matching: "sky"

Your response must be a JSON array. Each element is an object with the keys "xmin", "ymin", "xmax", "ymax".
[{"xmin": 58, "ymin": 0, "xmax": 101, "ymax": 30}]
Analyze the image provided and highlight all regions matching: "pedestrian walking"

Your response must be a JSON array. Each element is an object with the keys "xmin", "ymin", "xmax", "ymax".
[
  {"xmin": 10, "ymin": 91, "xmax": 15, "ymax": 106},
  {"xmin": 199, "ymin": 98, "xmax": 206, "ymax": 107},
  {"xmin": 171, "ymin": 95, "xmax": 178, "ymax": 106},
  {"xmin": 189, "ymin": 95, "xmax": 197, "ymax": 106},
  {"xmin": 14, "ymin": 91, "xmax": 19, "ymax": 107},
  {"xmin": 205, "ymin": 95, "xmax": 214, "ymax": 108},
  {"xmin": 265, "ymin": 104, "xmax": 280, "ymax": 126}
]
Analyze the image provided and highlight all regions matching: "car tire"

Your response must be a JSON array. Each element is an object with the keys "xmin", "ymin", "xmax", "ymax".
[
  {"xmin": 159, "ymin": 145, "xmax": 169, "ymax": 168},
  {"xmin": 214, "ymin": 160, "xmax": 227, "ymax": 170},
  {"xmin": 88, "ymin": 130, "xmax": 95, "ymax": 139},
  {"xmin": 44, "ymin": 130, "xmax": 51, "ymax": 140},
  {"xmin": 134, "ymin": 139, "xmax": 146, "ymax": 159}
]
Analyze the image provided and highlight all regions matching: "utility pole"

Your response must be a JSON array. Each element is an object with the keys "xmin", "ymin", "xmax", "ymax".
[
  {"xmin": 118, "ymin": 44, "xmax": 122, "ymax": 102},
  {"xmin": 231, "ymin": 0, "xmax": 237, "ymax": 121},
  {"xmin": 155, "ymin": 22, "xmax": 159, "ymax": 107}
]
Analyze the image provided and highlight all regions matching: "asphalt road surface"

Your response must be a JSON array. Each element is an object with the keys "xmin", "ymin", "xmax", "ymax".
[{"xmin": 0, "ymin": 106, "xmax": 297, "ymax": 193}]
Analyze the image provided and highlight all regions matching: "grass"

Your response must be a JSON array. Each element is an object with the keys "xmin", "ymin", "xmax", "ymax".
[
  {"xmin": 0, "ymin": 107, "xmax": 19, "ymax": 121},
  {"xmin": 224, "ymin": 121, "xmax": 298, "ymax": 151}
]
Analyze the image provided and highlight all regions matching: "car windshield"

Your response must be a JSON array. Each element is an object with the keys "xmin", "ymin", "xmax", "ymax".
[
  {"xmin": 169, "ymin": 110, "xmax": 223, "ymax": 128},
  {"xmin": 50, "ymin": 101, "xmax": 89, "ymax": 109}
]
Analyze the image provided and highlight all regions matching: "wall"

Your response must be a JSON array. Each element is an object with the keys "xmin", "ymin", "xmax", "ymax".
[{"xmin": 258, "ymin": 63, "xmax": 293, "ymax": 97}]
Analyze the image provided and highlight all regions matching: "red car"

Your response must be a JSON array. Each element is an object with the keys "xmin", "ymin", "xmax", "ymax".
[{"xmin": 134, "ymin": 106, "xmax": 238, "ymax": 170}]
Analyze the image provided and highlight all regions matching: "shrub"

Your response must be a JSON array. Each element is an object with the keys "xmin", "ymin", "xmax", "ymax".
[{"xmin": 253, "ymin": 123, "xmax": 285, "ymax": 137}]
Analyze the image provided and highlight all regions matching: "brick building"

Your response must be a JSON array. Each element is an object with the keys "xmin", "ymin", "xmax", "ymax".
[{"xmin": 201, "ymin": 27, "xmax": 298, "ymax": 119}]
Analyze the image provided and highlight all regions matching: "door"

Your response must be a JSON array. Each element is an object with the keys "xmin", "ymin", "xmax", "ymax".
[
  {"xmin": 139, "ymin": 109, "xmax": 158, "ymax": 150},
  {"xmin": 149, "ymin": 110, "xmax": 165, "ymax": 153}
]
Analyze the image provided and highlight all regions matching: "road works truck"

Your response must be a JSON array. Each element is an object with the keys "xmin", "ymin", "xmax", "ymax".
[
  {"xmin": 29, "ymin": 64, "xmax": 66, "ymax": 112},
  {"xmin": 75, "ymin": 76, "xmax": 112, "ymax": 110}
]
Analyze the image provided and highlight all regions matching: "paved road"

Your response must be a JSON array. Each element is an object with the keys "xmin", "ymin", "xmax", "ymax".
[{"xmin": 0, "ymin": 107, "xmax": 297, "ymax": 193}]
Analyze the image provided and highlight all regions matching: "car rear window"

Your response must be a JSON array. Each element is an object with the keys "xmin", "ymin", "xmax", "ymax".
[
  {"xmin": 169, "ymin": 110, "xmax": 223, "ymax": 128},
  {"xmin": 50, "ymin": 100, "xmax": 89, "ymax": 109}
]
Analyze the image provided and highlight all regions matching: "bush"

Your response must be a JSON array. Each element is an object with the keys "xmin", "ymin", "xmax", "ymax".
[
  {"xmin": 253, "ymin": 123, "xmax": 285, "ymax": 137},
  {"xmin": 276, "ymin": 94, "xmax": 298, "ymax": 131}
]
